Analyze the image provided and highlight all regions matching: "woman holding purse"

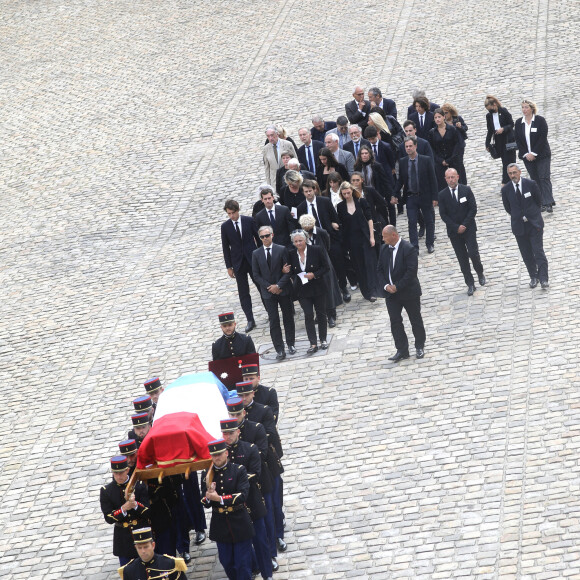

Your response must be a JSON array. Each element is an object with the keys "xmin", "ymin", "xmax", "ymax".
[{"xmin": 484, "ymin": 95, "xmax": 517, "ymax": 186}]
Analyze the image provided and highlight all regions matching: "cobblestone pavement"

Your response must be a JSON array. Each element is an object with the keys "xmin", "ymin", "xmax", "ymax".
[{"xmin": 1, "ymin": 0, "xmax": 579, "ymax": 578}]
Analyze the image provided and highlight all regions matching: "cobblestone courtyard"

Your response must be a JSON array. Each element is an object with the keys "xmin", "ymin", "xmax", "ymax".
[{"xmin": 1, "ymin": 0, "xmax": 579, "ymax": 578}]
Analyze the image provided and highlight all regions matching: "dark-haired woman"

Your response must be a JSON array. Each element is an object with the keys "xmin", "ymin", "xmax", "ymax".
[
  {"xmin": 428, "ymin": 108, "xmax": 466, "ymax": 189},
  {"xmin": 484, "ymin": 95, "xmax": 517, "ymax": 186},
  {"xmin": 316, "ymin": 147, "xmax": 349, "ymax": 191},
  {"xmin": 353, "ymin": 144, "xmax": 392, "ymax": 201}
]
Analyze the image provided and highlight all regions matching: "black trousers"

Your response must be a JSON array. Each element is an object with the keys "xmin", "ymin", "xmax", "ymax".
[
  {"xmin": 234, "ymin": 259, "xmax": 259, "ymax": 323},
  {"xmin": 500, "ymin": 148, "xmax": 517, "ymax": 184},
  {"xmin": 386, "ymin": 295, "xmax": 426, "ymax": 351},
  {"xmin": 515, "ymin": 223, "xmax": 548, "ymax": 282},
  {"xmin": 298, "ymin": 293, "xmax": 327, "ymax": 345},
  {"xmin": 523, "ymin": 156, "xmax": 554, "ymax": 206},
  {"xmin": 449, "ymin": 228, "xmax": 483, "ymax": 286},
  {"xmin": 263, "ymin": 294, "xmax": 295, "ymax": 351},
  {"xmin": 328, "ymin": 239, "xmax": 349, "ymax": 290}
]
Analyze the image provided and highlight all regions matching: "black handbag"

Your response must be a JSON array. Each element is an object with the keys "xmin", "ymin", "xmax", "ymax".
[
  {"xmin": 504, "ymin": 128, "xmax": 518, "ymax": 151},
  {"xmin": 488, "ymin": 136, "xmax": 500, "ymax": 159}
]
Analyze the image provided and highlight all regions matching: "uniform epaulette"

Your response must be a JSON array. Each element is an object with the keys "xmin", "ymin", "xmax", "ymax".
[
  {"xmin": 163, "ymin": 555, "xmax": 188, "ymax": 572},
  {"xmin": 117, "ymin": 558, "xmax": 134, "ymax": 579}
]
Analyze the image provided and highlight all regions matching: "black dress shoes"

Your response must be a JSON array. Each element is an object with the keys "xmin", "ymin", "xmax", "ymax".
[
  {"xmin": 368, "ymin": 296, "xmax": 377, "ymax": 302},
  {"xmin": 288, "ymin": 345, "xmax": 297, "ymax": 355},
  {"xmin": 467, "ymin": 285, "xmax": 476, "ymax": 296},
  {"xmin": 276, "ymin": 350, "xmax": 286, "ymax": 361},
  {"xmin": 328, "ymin": 316, "xmax": 336, "ymax": 327},
  {"xmin": 478, "ymin": 274, "xmax": 486, "ymax": 286},
  {"xmin": 416, "ymin": 348, "xmax": 425, "ymax": 359},
  {"xmin": 342, "ymin": 291, "xmax": 352, "ymax": 303},
  {"xmin": 306, "ymin": 345, "xmax": 318, "ymax": 355},
  {"xmin": 546, "ymin": 205, "xmax": 553, "ymax": 213},
  {"xmin": 541, "ymin": 205, "xmax": 547, "ymax": 212},
  {"xmin": 388, "ymin": 350, "xmax": 409, "ymax": 362},
  {"xmin": 271, "ymin": 558, "xmax": 279, "ymax": 572},
  {"xmin": 427, "ymin": 245, "xmax": 435, "ymax": 254},
  {"xmin": 194, "ymin": 531, "xmax": 206, "ymax": 545},
  {"xmin": 541, "ymin": 280, "xmax": 550, "ymax": 289},
  {"xmin": 529, "ymin": 277, "xmax": 538, "ymax": 288},
  {"xmin": 245, "ymin": 320, "xmax": 256, "ymax": 332},
  {"xmin": 277, "ymin": 538, "xmax": 287, "ymax": 552},
  {"xmin": 418, "ymin": 226, "xmax": 425, "ymax": 238},
  {"xmin": 320, "ymin": 341, "xmax": 329, "ymax": 350},
  {"xmin": 181, "ymin": 552, "xmax": 192, "ymax": 564}
]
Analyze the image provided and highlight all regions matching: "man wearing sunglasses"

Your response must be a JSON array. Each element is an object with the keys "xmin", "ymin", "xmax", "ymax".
[{"xmin": 252, "ymin": 225, "xmax": 296, "ymax": 360}]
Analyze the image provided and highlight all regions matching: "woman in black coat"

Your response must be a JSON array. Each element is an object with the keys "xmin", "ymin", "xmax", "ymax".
[
  {"xmin": 353, "ymin": 144, "xmax": 393, "ymax": 200},
  {"xmin": 316, "ymin": 147, "xmax": 349, "ymax": 191},
  {"xmin": 336, "ymin": 181, "xmax": 378, "ymax": 302},
  {"xmin": 514, "ymin": 99, "xmax": 554, "ymax": 211},
  {"xmin": 288, "ymin": 230, "xmax": 329, "ymax": 354},
  {"xmin": 484, "ymin": 95, "xmax": 517, "ymax": 186},
  {"xmin": 428, "ymin": 108, "xmax": 467, "ymax": 189}
]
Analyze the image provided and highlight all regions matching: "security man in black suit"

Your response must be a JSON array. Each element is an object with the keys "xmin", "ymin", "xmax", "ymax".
[
  {"xmin": 119, "ymin": 527, "xmax": 188, "ymax": 580},
  {"xmin": 394, "ymin": 136, "xmax": 439, "ymax": 254},
  {"xmin": 501, "ymin": 163, "xmax": 549, "ymax": 289},
  {"xmin": 241, "ymin": 363, "xmax": 279, "ymax": 424},
  {"xmin": 254, "ymin": 188, "xmax": 296, "ymax": 249},
  {"xmin": 251, "ymin": 225, "xmax": 295, "ymax": 360},
  {"xmin": 438, "ymin": 168, "xmax": 486, "ymax": 296},
  {"xmin": 201, "ymin": 439, "xmax": 255, "ymax": 580},
  {"xmin": 345, "ymin": 85, "xmax": 371, "ymax": 131},
  {"xmin": 227, "ymin": 397, "xmax": 279, "ymax": 569},
  {"xmin": 220, "ymin": 418, "xmax": 273, "ymax": 580},
  {"xmin": 100, "ymin": 456, "xmax": 150, "ymax": 566},
  {"xmin": 211, "ymin": 312, "xmax": 257, "ymax": 360},
  {"xmin": 221, "ymin": 199, "xmax": 261, "ymax": 332},
  {"xmin": 377, "ymin": 225, "xmax": 426, "ymax": 362}
]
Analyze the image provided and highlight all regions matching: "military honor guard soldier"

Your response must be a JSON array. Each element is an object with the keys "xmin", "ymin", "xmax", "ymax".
[
  {"xmin": 100, "ymin": 455, "xmax": 150, "ymax": 566},
  {"xmin": 221, "ymin": 418, "xmax": 274, "ymax": 579},
  {"xmin": 143, "ymin": 377, "xmax": 164, "ymax": 412},
  {"xmin": 241, "ymin": 363, "xmax": 280, "ymax": 424},
  {"xmin": 118, "ymin": 527, "xmax": 187, "ymax": 580},
  {"xmin": 127, "ymin": 412, "xmax": 151, "ymax": 449},
  {"xmin": 212, "ymin": 312, "xmax": 257, "ymax": 361},
  {"xmin": 132, "ymin": 395, "xmax": 154, "ymax": 422},
  {"xmin": 118, "ymin": 439, "xmax": 138, "ymax": 475},
  {"xmin": 201, "ymin": 439, "xmax": 255, "ymax": 580}
]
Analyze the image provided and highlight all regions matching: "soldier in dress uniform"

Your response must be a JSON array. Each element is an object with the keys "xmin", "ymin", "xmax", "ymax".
[
  {"xmin": 220, "ymin": 418, "xmax": 273, "ymax": 580},
  {"xmin": 118, "ymin": 527, "xmax": 187, "ymax": 580},
  {"xmin": 212, "ymin": 312, "xmax": 257, "ymax": 361},
  {"xmin": 118, "ymin": 439, "xmax": 138, "ymax": 475},
  {"xmin": 227, "ymin": 397, "xmax": 279, "ymax": 569},
  {"xmin": 201, "ymin": 439, "xmax": 255, "ymax": 580},
  {"xmin": 127, "ymin": 412, "xmax": 151, "ymax": 449},
  {"xmin": 147, "ymin": 475, "xmax": 180, "ymax": 557},
  {"xmin": 132, "ymin": 395, "xmax": 154, "ymax": 422},
  {"xmin": 241, "ymin": 363, "xmax": 279, "ymax": 424},
  {"xmin": 100, "ymin": 455, "xmax": 150, "ymax": 566},
  {"xmin": 236, "ymin": 382, "xmax": 287, "ymax": 553},
  {"xmin": 143, "ymin": 377, "xmax": 164, "ymax": 414}
]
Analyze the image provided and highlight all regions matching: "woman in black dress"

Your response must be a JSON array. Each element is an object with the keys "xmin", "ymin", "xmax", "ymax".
[
  {"xmin": 428, "ymin": 108, "xmax": 466, "ymax": 189},
  {"xmin": 336, "ymin": 181, "xmax": 378, "ymax": 302},
  {"xmin": 316, "ymin": 147, "xmax": 349, "ymax": 191},
  {"xmin": 484, "ymin": 95, "xmax": 517, "ymax": 186},
  {"xmin": 353, "ymin": 144, "xmax": 392, "ymax": 199}
]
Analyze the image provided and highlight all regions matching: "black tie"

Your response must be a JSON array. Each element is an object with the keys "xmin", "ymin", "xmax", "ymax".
[
  {"xmin": 269, "ymin": 210, "xmax": 276, "ymax": 226},
  {"xmin": 516, "ymin": 183, "xmax": 522, "ymax": 197},
  {"xmin": 273, "ymin": 143, "xmax": 278, "ymax": 163},
  {"xmin": 373, "ymin": 144, "xmax": 378, "ymax": 159},
  {"xmin": 234, "ymin": 221, "xmax": 242, "ymax": 239},
  {"xmin": 306, "ymin": 146, "xmax": 315, "ymax": 172},
  {"xmin": 452, "ymin": 188, "xmax": 458, "ymax": 202},
  {"xmin": 310, "ymin": 203, "xmax": 320, "ymax": 227},
  {"xmin": 410, "ymin": 159, "xmax": 418, "ymax": 192},
  {"xmin": 420, "ymin": 115, "xmax": 424, "ymax": 128},
  {"xmin": 266, "ymin": 247, "xmax": 272, "ymax": 270}
]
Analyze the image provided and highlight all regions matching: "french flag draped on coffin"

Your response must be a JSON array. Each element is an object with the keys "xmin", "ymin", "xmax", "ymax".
[{"xmin": 137, "ymin": 371, "xmax": 229, "ymax": 469}]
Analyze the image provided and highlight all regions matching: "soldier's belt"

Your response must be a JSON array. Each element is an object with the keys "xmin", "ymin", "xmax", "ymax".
[
  {"xmin": 214, "ymin": 505, "xmax": 244, "ymax": 514},
  {"xmin": 115, "ymin": 519, "xmax": 139, "ymax": 528}
]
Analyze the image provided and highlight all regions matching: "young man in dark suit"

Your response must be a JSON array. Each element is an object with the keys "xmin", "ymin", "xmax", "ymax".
[
  {"xmin": 377, "ymin": 225, "xmax": 426, "ymax": 361},
  {"xmin": 254, "ymin": 188, "xmax": 296, "ymax": 249},
  {"xmin": 251, "ymin": 225, "xmax": 296, "ymax": 360},
  {"xmin": 399, "ymin": 121, "xmax": 434, "ymax": 159},
  {"xmin": 501, "ymin": 163, "xmax": 549, "ymax": 289},
  {"xmin": 394, "ymin": 137, "xmax": 439, "ymax": 254},
  {"xmin": 221, "ymin": 199, "xmax": 261, "ymax": 332},
  {"xmin": 438, "ymin": 169, "xmax": 486, "ymax": 296}
]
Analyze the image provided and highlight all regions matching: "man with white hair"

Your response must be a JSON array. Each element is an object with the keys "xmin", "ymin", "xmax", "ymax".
[
  {"xmin": 345, "ymin": 85, "xmax": 371, "ymax": 131},
  {"xmin": 287, "ymin": 157, "xmax": 315, "ymax": 182},
  {"xmin": 263, "ymin": 125, "xmax": 296, "ymax": 191},
  {"xmin": 344, "ymin": 125, "xmax": 370, "ymax": 159},
  {"xmin": 297, "ymin": 127, "xmax": 324, "ymax": 173},
  {"xmin": 324, "ymin": 133, "xmax": 355, "ymax": 175}
]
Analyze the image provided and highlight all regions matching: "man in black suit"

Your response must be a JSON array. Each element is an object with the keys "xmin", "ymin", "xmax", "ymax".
[
  {"xmin": 297, "ymin": 127, "xmax": 324, "ymax": 174},
  {"xmin": 310, "ymin": 114, "xmax": 336, "ymax": 143},
  {"xmin": 377, "ymin": 225, "xmax": 426, "ymax": 361},
  {"xmin": 438, "ymin": 169, "xmax": 486, "ymax": 296},
  {"xmin": 368, "ymin": 87, "xmax": 397, "ymax": 119},
  {"xmin": 254, "ymin": 188, "xmax": 296, "ymax": 249},
  {"xmin": 252, "ymin": 226, "xmax": 296, "ymax": 360},
  {"xmin": 297, "ymin": 180, "xmax": 351, "ymax": 303},
  {"xmin": 221, "ymin": 199, "xmax": 261, "ymax": 332},
  {"xmin": 408, "ymin": 96, "xmax": 436, "ymax": 140},
  {"xmin": 406, "ymin": 90, "xmax": 440, "ymax": 118},
  {"xmin": 400, "ymin": 121, "xmax": 434, "ymax": 159},
  {"xmin": 501, "ymin": 163, "xmax": 549, "ymax": 289},
  {"xmin": 345, "ymin": 85, "xmax": 371, "ymax": 131},
  {"xmin": 394, "ymin": 137, "xmax": 438, "ymax": 254},
  {"xmin": 344, "ymin": 125, "xmax": 370, "ymax": 159}
]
